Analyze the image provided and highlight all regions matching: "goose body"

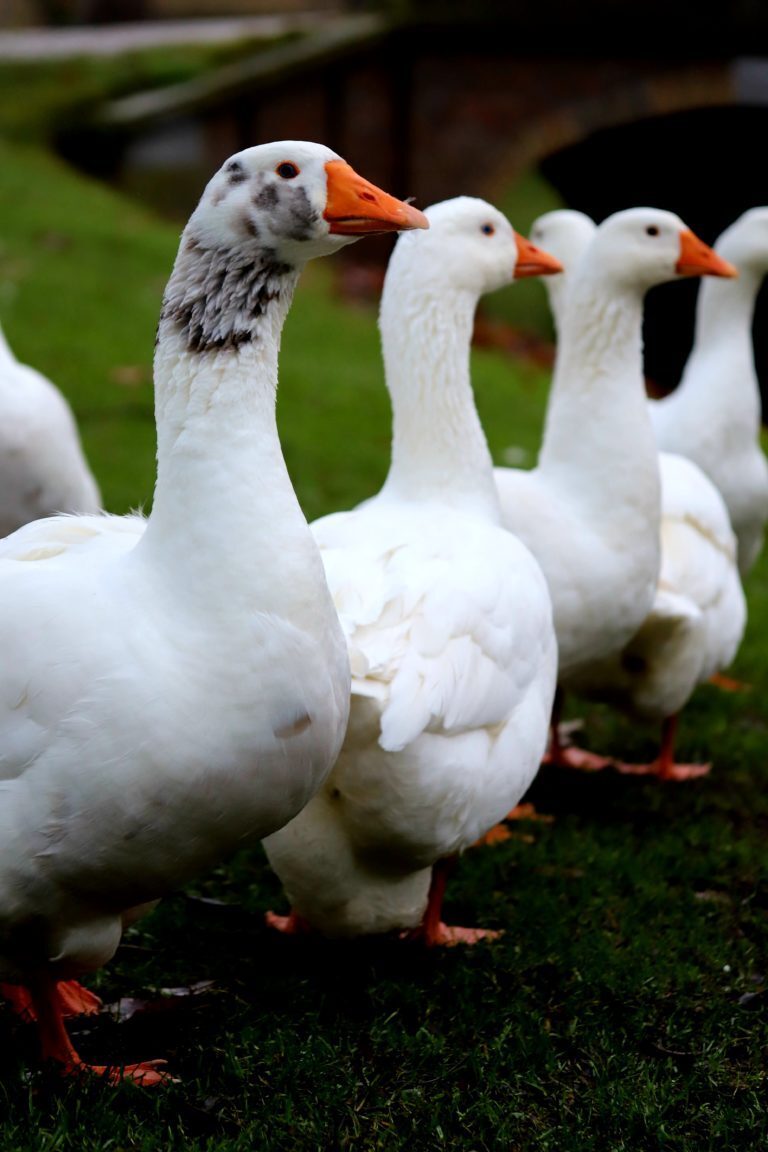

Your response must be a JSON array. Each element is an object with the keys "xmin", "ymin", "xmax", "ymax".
[
  {"xmin": 0, "ymin": 140, "xmax": 427, "ymax": 1080},
  {"xmin": 650, "ymin": 206, "xmax": 768, "ymax": 576},
  {"xmin": 495, "ymin": 209, "xmax": 681, "ymax": 684},
  {"xmin": 0, "ymin": 325, "xmax": 101, "ymax": 534},
  {"xmin": 524, "ymin": 208, "xmax": 744, "ymax": 776},
  {"xmin": 567, "ymin": 451, "xmax": 746, "ymax": 757},
  {"xmin": 494, "ymin": 208, "xmax": 737, "ymax": 768},
  {"xmin": 264, "ymin": 198, "xmax": 559, "ymax": 943}
]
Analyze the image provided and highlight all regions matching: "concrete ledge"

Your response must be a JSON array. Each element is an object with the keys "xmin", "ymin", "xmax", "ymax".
[
  {"xmin": 89, "ymin": 12, "xmax": 389, "ymax": 129},
  {"xmin": 0, "ymin": 12, "xmax": 342, "ymax": 58}
]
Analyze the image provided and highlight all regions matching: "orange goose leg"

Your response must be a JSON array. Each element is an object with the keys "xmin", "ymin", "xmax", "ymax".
[
  {"xmin": 264, "ymin": 908, "xmax": 314, "ymax": 935},
  {"xmin": 2, "ymin": 979, "xmax": 102, "ymax": 1022},
  {"xmin": 541, "ymin": 687, "xmax": 614, "ymax": 772},
  {"xmin": 615, "ymin": 713, "xmax": 711, "ymax": 781},
  {"xmin": 401, "ymin": 857, "xmax": 502, "ymax": 947},
  {"xmin": 28, "ymin": 974, "xmax": 170, "ymax": 1086}
]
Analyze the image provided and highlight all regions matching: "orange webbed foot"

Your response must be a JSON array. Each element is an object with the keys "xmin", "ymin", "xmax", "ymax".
[
  {"xmin": 59, "ymin": 1057, "xmax": 175, "ymax": 1087},
  {"xmin": 473, "ymin": 804, "xmax": 554, "ymax": 848},
  {"xmin": 264, "ymin": 909, "xmax": 314, "ymax": 935},
  {"xmin": 401, "ymin": 922, "xmax": 503, "ymax": 947},
  {"xmin": 708, "ymin": 672, "xmax": 750, "ymax": 693},
  {"xmin": 543, "ymin": 744, "xmax": 614, "ymax": 772},
  {"xmin": 615, "ymin": 759, "xmax": 712, "ymax": 781},
  {"xmin": 55, "ymin": 980, "xmax": 102, "ymax": 1018},
  {"xmin": 430, "ymin": 924, "xmax": 503, "ymax": 947},
  {"xmin": 2, "ymin": 979, "xmax": 102, "ymax": 1022},
  {"xmin": 506, "ymin": 802, "xmax": 554, "ymax": 823},
  {"xmin": 28, "ymin": 975, "xmax": 176, "ymax": 1086},
  {"xmin": 473, "ymin": 823, "xmax": 514, "ymax": 847}
]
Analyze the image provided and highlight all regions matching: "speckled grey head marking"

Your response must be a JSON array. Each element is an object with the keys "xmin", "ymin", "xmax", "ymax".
[
  {"xmin": 254, "ymin": 182, "xmax": 279, "ymax": 210},
  {"xmin": 282, "ymin": 185, "xmax": 319, "ymax": 242},
  {"xmin": 157, "ymin": 158, "xmax": 325, "ymax": 353},
  {"xmin": 226, "ymin": 159, "xmax": 247, "ymax": 184},
  {"xmin": 160, "ymin": 245, "xmax": 294, "ymax": 354},
  {"xmin": 248, "ymin": 172, "xmax": 320, "ymax": 242},
  {"xmin": 211, "ymin": 161, "xmax": 249, "ymax": 206}
]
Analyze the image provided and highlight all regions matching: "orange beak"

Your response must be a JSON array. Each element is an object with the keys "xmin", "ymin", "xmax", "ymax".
[
  {"xmin": 323, "ymin": 160, "xmax": 429, "ymax": 235},
  {"xmin": 676, "ymin": 230, "xmax": 738, "ymax": 278},
  {"xmin": 514, "ymin": 232, "xmax": 564, "ymax": 279}
]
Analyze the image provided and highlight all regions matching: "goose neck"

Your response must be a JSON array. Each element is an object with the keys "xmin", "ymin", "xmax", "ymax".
[
  {"xmin": 677, "ymin": 268, "xmax": 763, "ymax": 422},
  {"xmin": 538, "ymin": 276, "xmax": 660, "ymax": 509},
  {"xmin": 136, "ymin": 251, "xmax": 321, "ymax": 617},
  {"xmin": 0, "ymin": 325, "xmax": 17, "ymax": 369},
  {"xmin": 695, "ymin": 264, "xmax": 760, "ymax": 343},
  {"xmin": 378, "ymin": 281, "xmax": 500, "ymax": 519}
]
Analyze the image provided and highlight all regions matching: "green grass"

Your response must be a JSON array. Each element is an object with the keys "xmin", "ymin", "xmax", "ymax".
[{"xmin": 1, "ymin": 137, "xmax": 768, "ymax": 1151}]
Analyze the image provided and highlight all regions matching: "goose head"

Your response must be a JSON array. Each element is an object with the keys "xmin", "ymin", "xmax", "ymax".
[
  {"xmin": 584, "ymin": 207, "xmax": 738, "ymax": 293},
  {"xmin": 385, "ymin": 196, "xmax": 562, "ymax": 300},
  {"xmin": 185, "ymin": 139, "xmax": 429, "ymax": 267},
  {"xmin": 529, "ymin": 209, "xmax": 597, "ymax": 275},
  {"xmin": 529, "ymin": 209, "xmax": 597, "ymax": 329},
  {"xmin": 160, "ymin": 142, "xmax": 428, "ymax": 356}
]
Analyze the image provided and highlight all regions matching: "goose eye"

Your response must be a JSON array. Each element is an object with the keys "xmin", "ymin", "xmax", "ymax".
[
  {"xmin": 481, "ymin": 223, "xmax": 495, "ymax": 236},
  {"xmin": 646, "ymin": 225, "xmax": 660, "ymax": 237},
  {"xmin": 276, "ymin": 162, "xmax": 300, "ymax": 179}
]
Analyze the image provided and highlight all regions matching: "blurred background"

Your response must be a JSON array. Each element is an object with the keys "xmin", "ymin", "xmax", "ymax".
[{"xmin": 3, "ymin": 0, "xmax": 768, "ymax": 404}]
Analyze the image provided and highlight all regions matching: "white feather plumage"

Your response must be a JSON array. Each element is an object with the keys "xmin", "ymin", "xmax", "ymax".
[
  {"xmin": 0, "ymin": 140, "xmax": 425, "ymax": 1078},
  {"xmin": 264, "ymin": 198, "xmax": 558, "ymax": 941},
  {"xmin": 650, "ymin": 206, "xmax": 768, "ymax": 576},
  {"xmin": 0, "ymin": 324, "xmax": 101, "ymax": 534},
  {"xmin": 522, "ymin": 208, "xmax": 745, "ymax": 774}
]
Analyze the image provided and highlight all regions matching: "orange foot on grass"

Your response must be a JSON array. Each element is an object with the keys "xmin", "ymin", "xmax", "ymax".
[
  {"xmin": 708, "ymin": 672, "xmax": 751, "ymax": 693},
  {"xmin": 58, "ymin": 1057, "xmax": 174, "ymax": 1087},
  {"xmin": 543, "ymin": 743, "xmax": 614, "ymax": 772},
  {"xmin": 55, "ymin": 980, "xmax": 102, "ymax": 1018},
  {"xmin": 264, "ymin": 909, "xmax": 314, "ymax": 935},
  {"xmin": 615, "ymin": 759, "xmax": 712, "ymax": 781},
  {"xmin": 614, "ymin": 714, "xmax": 712, "ymax": 782},
  {"xmin": 474, "ymin": 802, "xmax": 555, "ymax": 847},
  {"xmin": 473, "ymin": 823, "xmax": 514, "ymax": 847},
  {"xmin": 29, "ymin": 975, "xmax": 175, "ymax": 1087},
  {"xmin": 505, "ymin": 802, "xmax": 553, "ymax": 822},
  {"xmin": 401, "ymin": 922, "xmax": 503, "ymax": 947}
]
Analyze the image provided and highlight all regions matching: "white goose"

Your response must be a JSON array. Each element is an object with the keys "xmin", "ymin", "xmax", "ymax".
[
  {"xmin": 263, "ymin": 197, "xmax": 560, "ymax": 946},
  {"xmin": 494, "ymin": 208, "xmax": 738, "ymax": 772},
  {"xmin": 650, "ymin": 206, "xmax": 768, "ymax": 578},
  {"xmin": 582, "ymin": 450, "xmax": 747, "ymax": 779},
  {"xmin": 0, "ymin": 322, "xmax": 101, "ymax": 534},
  {"xmin": 0, "ymin": 140, "xmax": 426, "ymax": 1083},
  {"xmin": 524, "ymin": 208, "xmax": 746, "ymax": 778}
]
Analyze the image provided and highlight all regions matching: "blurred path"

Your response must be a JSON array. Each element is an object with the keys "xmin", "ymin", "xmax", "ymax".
[{"xmin": 0, "ymin": 12, "xmax": 340, "ymax": 59}]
